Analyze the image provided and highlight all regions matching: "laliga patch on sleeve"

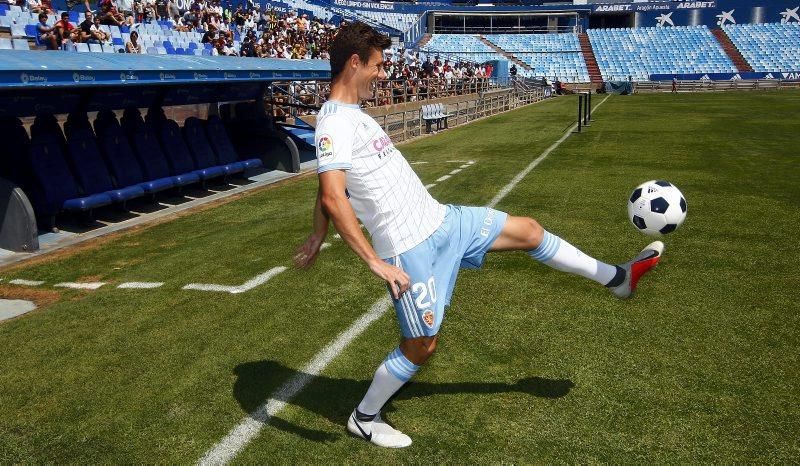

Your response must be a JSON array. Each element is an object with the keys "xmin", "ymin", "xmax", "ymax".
[{"xmin": 317, "ymin": 134, "xmax": 333, "ymax": 158}]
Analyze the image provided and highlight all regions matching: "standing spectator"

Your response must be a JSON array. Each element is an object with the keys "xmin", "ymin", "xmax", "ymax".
[
  {"xmin": 36, "ymin": 12, "xmax": 59, "ymax": 49},
  {"xmin": 134, "ymin": 0, "xmax": 144, "ymax": 22},
  {"xmin": 125, "ymin": 29, "xmax": 141, "ymax": 53},
  {"xmin": 166, "ymin": 0, "xmax": 179, "ymax": 22},
  {"xmin": 672, "ymin": 76, "xmax": 677, "ymax": 93}
]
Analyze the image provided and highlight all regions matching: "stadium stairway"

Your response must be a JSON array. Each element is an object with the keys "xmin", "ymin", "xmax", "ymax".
[
  {"xmin": 416, "ymin": 33, "xmax": 432, "ymax": 49},
  {"xmin": 579, "ymin": 33, "xmax": 604, "ymax": 86},
  {"xmin": 480, "ymin": 36, "xmax": 532, "ymax": 72},
  {"xmin": 712, "ymin": 28, "xmax": 753, "ymax": 73}
]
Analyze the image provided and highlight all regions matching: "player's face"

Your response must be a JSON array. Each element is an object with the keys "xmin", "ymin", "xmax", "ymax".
[{"xmin": 356, "ymin": 48, "xmax": 386, "ymax": 101}]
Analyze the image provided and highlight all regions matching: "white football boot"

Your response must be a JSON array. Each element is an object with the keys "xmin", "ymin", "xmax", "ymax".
[
  {"xmin": 347, "ymin": 410, "xmax": 412, "ymax": 448},
  {"xmin": 610, "ymin": 241, "xmax": 665, "ymax": 299}
]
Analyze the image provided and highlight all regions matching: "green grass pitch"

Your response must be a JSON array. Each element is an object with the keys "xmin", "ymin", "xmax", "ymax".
[{"xmin": 1, "ymin": 90, "xmax": 798, "ymax": 462}]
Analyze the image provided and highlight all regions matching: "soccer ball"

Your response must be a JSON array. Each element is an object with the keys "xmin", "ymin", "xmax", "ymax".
[{"xmin": 628, "ymin": 180, "xmax": 687, "ymax": 236}]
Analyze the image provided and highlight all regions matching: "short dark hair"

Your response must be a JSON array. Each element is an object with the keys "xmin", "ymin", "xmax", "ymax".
[
  {"xmin": 329, "ymin": 22, "xmax": 390, "ymax": 82},
  {"xmin": 39, "ymin": 12, "xmax": 48, "ymax": 20}
]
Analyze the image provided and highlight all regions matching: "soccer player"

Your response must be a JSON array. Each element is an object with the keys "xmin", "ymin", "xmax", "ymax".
[{"xmin": 295, "ymin": 22, "xmax": 664, "ymax": 448}]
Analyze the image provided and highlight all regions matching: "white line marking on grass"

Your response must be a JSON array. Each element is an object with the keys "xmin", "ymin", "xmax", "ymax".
[
  {"xmin": 409, "ymin": 161, "xmax": 429, "ymax": 165},
  {"xmin": 449, "ymin": 169, "xmax": 462, "ymax": 175},
  {"xmin": 54, "ymin": 282, "xmax": 106, "ymax": 290},
  {"xmin": 8, "ymin": 279, "xmax": 45, "ymax": 286},
  {"xmin": 117, "ymin": 282, "xmax": 165, "ymax": 289},
  {"xmin": 487, "ymin": 94, "xmax": 611, "ymax": 209},
  {"xmin": 199, "ymin": 296, "xmax": 393, "ymax": 466},
  {"xmin": 435, "ymin": 175, "xmax": 451, "ymax": 182},
  {"xmin": 200, "ymin": 98, "xmax": 612, "ymax": 462},
  {"xmin": 425, "ymin": 183, "xmax": 436, "ymax": 189},
  {"xmin": 459, "ymin": 164, "xmax": 470, "ymax": 169},
  {"xmin": 182, "ymin": 266, "xmax": 287, "ymax": 294}
]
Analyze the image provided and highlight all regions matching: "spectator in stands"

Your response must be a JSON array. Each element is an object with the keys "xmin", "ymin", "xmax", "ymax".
[
  {"xmin": 125, "ymin": 29, "xmax": 141, "ymax": 53},
  {"xmin": 36, "ymin": 12, "xmax": 59, "ymax": 50},
  {"xmin": 54, "ymin": 11, "xmax": 78, "ymax": 46},
  {"xmin": 422, "ymin": 57, "xmax": 433, "ymax": 77},
  {"xmin": 27, "ymin": 0, "xmax": 52, "ymax": 15},
  {"xmin": 510, "ymin": 63, "xmax": 517, "ymax": 78},
  {"xmin": 116, "ymin": 0, "xmax": 133, "ymax": 16},
  {"xmin": 166, "ymin": 0, "xmax": 178, "ymax": 22},
  {"xmin": 80, "ymin": 11, "xmax": 109, "ymax": 43},
  {"xmin": 133, "ymin": 0, "xmax": 144, "ymax": 22},
  {"xmin": 201, "ymin": 26, "xmax": 216, "ymax": 44},
  {"xmin": 672, "ymin": 76, "xmax": 677, "ymax": 93},
  {"xmin": 98, "ymin": 0, "xmax": 124, "ymax": 26}
]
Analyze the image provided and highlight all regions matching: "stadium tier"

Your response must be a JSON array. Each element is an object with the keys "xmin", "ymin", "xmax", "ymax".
[
  {"xmin": 485, "ymin": 33, "xmax": 590, "ymax": 83},
  {"xmin": 423, "ymin": 34, "xmax": 507, "ymax": 65},
  {"xmin": 723, "ymin": 23, "xmax": 800, "ymax": 72},
  {"xmin": 587, "ymin": 26, "xmax": 737, "ymax": 81}
]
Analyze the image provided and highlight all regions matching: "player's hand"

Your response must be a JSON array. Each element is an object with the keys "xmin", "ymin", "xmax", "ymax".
[
  {"xmin": 368, "ymin": 260, "xmax": 410, "ymax": 300},
  {"xmin": 294, "ymin": 233, "xmax": 325, "ymax": 269}
]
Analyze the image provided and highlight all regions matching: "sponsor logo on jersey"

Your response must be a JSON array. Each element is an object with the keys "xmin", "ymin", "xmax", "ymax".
[
  {"xmin": 422, "ymin": 310, "xmax": 435, "ymax": 328},
  {"xmin": 318, "ymin": 135, "xmax": 333, "ymax": 157}
]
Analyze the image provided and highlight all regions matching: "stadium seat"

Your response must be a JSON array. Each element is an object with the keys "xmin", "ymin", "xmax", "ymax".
[
  {"xmin": 0, "ymin": 117, "xmax": 34, "ymax": 191},
  {"xmin": 12, "ymin": 38, "xmax": 30, "ymax": 50},
  {"xmin": 93, "ymin": 109, "xmax": 175, "ymax": 198},
  {"xmin": 182, "ymin": 117, "xmax": 245, "ymax": 176},
  {"xmin": 63, "ymin": 113, "xmax": 144, "ymax": 206},
  {"xmin": 0, "ymin": 38, "xmax": 12, "ymax": 50},
  {"xmin": 76, "ymin": 42, "xmax": 90, "ymax": 53},
  {"xmin": 25, "ymin": 131, "xmax": 113, "ymax": 229},
  {"xmin": 121, "ymin": 107, "xmax": 199, "ymax": 189},
  {"xmin": 724, "ymin": 23, "xmax": 800, "ymax": 72},
  {"xmin": 145, "ymin": 107, "xmax": 225, "ymax": 186},
  {"xmin": 204, "ymin": 115, "xmax": 262, "ymax": 171},
  {"xmin": 30, "ymin": 113, "xmax": 66, "ymax": 148},
  {"xmin": 88, "ymin": 43, "xmax": 103, "ymax": 53}
]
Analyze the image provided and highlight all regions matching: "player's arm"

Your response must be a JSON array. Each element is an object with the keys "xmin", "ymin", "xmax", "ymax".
[
  {"xmin": 294, "ymin": 186, "xmax": 329, "ymax": 270},
  {"xmin": 318, "ymin": 170, "xmax": 410, "ymax": 299}
]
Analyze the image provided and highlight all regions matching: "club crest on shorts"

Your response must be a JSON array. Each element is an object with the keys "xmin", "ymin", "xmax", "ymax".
[{"xmin": 422, "ymin": 310, "xmax": 435, "ymax": 328}]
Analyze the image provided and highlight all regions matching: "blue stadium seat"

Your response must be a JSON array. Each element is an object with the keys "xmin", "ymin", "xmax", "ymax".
[
  {"xmin": 26, "ymin": 131, "xmax": 113, "ymax": 228},
  {"xmin": 182, "ymin": 117, "xmax": 244, "ymax": 176},
  {"xmin": 121, "ymin": 107, "xmax": 199, "ymax": 189},
  {"xmin": 63, "ymin": 113, "xmax": 144, "ymax": 206},
  {"xmin": 0, "ymin": 117, "xmax": 34, "ymax": 191},
  {"xmin": 205, "ymin": 115, "xmax": 262, "ymax": 171},
  {"xmin": 93, "ymin": 109, "xmax": 175, "ymax": 197},
  {"xmin": 145, "ymin": 108, "xmax": 225, "ymax": 185}
]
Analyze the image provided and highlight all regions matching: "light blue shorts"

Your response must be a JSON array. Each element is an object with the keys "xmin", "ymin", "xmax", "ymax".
[{"xmin": 385, "ymin": 205, "xmax": 508, "ymax": 338}]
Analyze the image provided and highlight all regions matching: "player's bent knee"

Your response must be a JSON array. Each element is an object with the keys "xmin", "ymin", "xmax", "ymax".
[
  {"xmin": 525, "ymin": 217, "xmax": 544, "ymax": 249},
  {"xmin": 400, "ymin": 335, "xmax": 439, "ymax": 366}
]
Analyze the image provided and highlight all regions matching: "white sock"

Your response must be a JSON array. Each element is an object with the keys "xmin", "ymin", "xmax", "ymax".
[
  {"xmin": 529, "ymin": 230, "xmax": 621, "ymax": 286},
  {"xmin": 357, "ymin": 347, "xmax": 419, "ymax": 416}
]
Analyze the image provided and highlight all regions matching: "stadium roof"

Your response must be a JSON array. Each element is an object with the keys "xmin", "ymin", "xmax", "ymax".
[{"xmin": 0, "ymin": 51, "xmax": 331, "ymax": 90}]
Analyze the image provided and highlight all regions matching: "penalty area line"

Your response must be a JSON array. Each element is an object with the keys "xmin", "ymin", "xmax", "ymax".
[{"xmin": 199, "ymin": 96, "xmax": 611, "ymax": 464}]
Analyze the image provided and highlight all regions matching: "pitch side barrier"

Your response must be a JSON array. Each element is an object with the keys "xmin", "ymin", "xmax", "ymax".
[
  {"xmin": 635, "ymin": 79, "xmax": 800, "ymax": 93},
  {"xmin": 0, "ymin": 50, "xmax": 330, "ymax": 253}
]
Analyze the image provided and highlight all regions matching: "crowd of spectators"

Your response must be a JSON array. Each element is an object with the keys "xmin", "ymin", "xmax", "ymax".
[{"xmin": 13, "ymin": 0, "xmax": 501, "ymax": 108}]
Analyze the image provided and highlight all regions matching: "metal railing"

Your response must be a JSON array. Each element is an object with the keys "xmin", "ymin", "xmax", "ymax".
[
  {"xmin": 369, "ymin": 80, "xmax": 548, "ymax": 143},
  {"xmin": 635, "ymin": 79, "xmax": 800, "ymax": 93}
]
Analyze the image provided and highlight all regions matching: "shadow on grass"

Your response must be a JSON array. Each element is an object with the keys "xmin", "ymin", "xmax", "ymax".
[{"xmin": 232, "ymin": 360, "xmax": 574, "ymax": 443}]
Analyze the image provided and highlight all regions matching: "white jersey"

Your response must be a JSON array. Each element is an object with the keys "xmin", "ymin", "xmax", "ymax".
[{"xmin": 315, "ymin": 100, "xmax": 446, "ymax": 259}]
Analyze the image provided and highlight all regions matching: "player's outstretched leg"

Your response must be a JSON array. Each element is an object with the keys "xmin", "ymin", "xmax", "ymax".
[
  {"xmin": 491, "ymin": 216, "xmax": 664, "ymax": 298},
  {"xmin": 607, "ymin": 241, "xmax": 664, "ymax": 298},
  {"xmin": 348, "ymin": 337, "xmax": 437, "ymax": 448}
]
